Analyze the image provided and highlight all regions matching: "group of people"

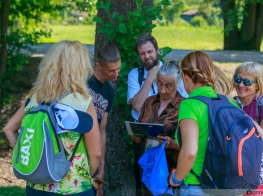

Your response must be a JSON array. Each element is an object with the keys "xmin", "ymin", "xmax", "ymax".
[{"xmin": 3, "ymin": 32, "xmax": 263, "ymax": 196}]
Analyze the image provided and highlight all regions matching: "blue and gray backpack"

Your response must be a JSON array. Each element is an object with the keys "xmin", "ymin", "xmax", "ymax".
[{"xmin": 178, "ymin": 94, "xmax": 262, "ymax": 195}]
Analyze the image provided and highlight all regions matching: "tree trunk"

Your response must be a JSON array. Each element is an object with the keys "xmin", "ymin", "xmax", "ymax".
[
  {"xmin": 238, "ymin": 3, "xmax": 263, "ymax": 51},
  {"xmin": 221, "ymin": 0, "xmax": 263, "ymax": 51},
  {"xmin": 94, "ymin": 1, "xmax": 152, "ymax": 195},
  {"xmin": 221, "ymin": 0, "xmax": 239, "ymax": 50},
  {"xmin": 254, "ymin": 4, "xmax": 263, "ymax": 51},
  {"xmin": 0, "ymin": 0, "xmax": 11, "ymax": 103},
  {"xmin": 239, "ymin": 3, "xmax": 256, "ymax": 50}
]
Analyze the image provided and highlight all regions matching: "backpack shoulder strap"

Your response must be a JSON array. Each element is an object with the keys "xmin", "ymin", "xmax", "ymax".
[
  {"xmin": 188, "ymin": 95, "xmax": 214, "ymax": 105},
  {"xmin": 69, "ymin": 134, "xmax": 83, "ymax": 162},
  {"xmin": 138, "ymin": 67, "xmax": 144, "ymax": 87},
  {"xmin": 256, "ymin": 96, "xmax": 263, "ymax": 123},
  {"xmin": 190, "ymin": 94, "xmax": 229, "ymax": 105}
]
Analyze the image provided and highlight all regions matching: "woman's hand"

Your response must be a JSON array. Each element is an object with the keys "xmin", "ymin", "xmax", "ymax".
[{"xmin": 156, "ymin": 135, "xmax": 180, "ymax": 150}]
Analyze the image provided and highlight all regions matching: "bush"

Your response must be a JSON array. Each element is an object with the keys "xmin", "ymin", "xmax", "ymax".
[{"xmin": 191, "ymin": 16, "xmax": 208, "ymax": 27}]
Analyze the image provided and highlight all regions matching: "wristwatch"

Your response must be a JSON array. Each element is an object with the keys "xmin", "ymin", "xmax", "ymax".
[{"xmin": 172, "ymin": 172, "xmax": 185, "ymax": 185}]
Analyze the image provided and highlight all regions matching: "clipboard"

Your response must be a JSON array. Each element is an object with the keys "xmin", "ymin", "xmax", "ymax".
[{"xmin": 125, "ymin": 121, "xmax": 165, "ymax": 140}]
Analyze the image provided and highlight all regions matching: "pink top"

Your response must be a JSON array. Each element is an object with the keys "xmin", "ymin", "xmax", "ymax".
[{"xmin": 243, "ymin": 98, "xmax": 263, "ymax": 123}]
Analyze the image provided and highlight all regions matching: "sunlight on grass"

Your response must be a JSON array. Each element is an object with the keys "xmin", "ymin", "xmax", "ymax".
[
  {"xmin": 40, "ymin": 24, "xmax": 263, "ymax": 51},
  {"xmin": 40, "ymin": 25, "xmax": 96, "ymax": 45},
  {"xmin": 152, "ymin": 26, "xmax": 223, "ymax": 50},
  {"xmin": 0, "ymin": 186, "xmax": 25, "ymax": 196}
]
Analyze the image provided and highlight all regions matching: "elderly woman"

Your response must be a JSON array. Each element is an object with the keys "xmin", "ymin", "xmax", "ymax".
[
  {"xmin": 138, "ymin": 61, "xmax": 185, "ymax": 171},
  {"xmin": 232, "ymin": 62, "xmax": 263, "ymax": 188}
]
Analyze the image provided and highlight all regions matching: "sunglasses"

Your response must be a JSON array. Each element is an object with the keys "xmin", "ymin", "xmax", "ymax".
[{"xmin": 233, "ymin": 75, "xmax": 258, "ymax": 86}]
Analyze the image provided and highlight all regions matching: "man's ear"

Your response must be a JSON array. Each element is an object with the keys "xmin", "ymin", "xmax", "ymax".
[{"xmin": 96, "ymin": 62, "xmax": 101, "ymax": 69}]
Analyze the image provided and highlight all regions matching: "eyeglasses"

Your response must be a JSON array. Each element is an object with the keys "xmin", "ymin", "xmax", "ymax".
[{"xmin": 233, "ymin": 75, "xmax": 258, "ymax": 86}]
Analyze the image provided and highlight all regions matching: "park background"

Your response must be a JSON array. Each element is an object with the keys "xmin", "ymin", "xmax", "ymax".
[{"xmin": 0, "ymin": 0, "xmax": 263, "ymax": 195}]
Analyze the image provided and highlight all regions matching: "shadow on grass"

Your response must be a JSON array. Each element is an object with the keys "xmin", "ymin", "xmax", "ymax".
[{"xmin": 0, "ymin": 186, "xmax": 25, "ymax": 196}]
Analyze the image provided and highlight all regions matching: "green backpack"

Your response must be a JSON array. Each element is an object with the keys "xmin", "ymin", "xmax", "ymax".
[{"xmin": 12, "ymin": 102, "xmax": 92, "ymax": 184}]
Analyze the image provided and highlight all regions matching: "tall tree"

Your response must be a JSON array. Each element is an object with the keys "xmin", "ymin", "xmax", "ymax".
[
  {"xmin": 0, "ymin": 0, "xmax": 11, "ymax": 103},
  {"xmin": 221, "ymin": 0, "xmax": 263, "ymax": 51},
  {"xmin": 94, "ymin": 0, "xmax": 153, "ymax": 195}
]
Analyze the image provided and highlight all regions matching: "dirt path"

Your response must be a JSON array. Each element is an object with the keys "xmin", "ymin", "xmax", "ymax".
[{"xmin": 0, "ymin": 150, "xmax": 25, "ymax": 188}]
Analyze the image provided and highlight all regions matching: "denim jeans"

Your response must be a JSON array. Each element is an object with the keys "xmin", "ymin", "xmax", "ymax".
[
  {"xmin": 176, "ymin": 184, "xmax": 210, "ymax": 196},
  {"xmin": 174, "ymin": 184, "xmax": 243, "ymax": 196},
  {"xmin": 26, "ymin": 185, "xmax": 96, "ymax": 196}
]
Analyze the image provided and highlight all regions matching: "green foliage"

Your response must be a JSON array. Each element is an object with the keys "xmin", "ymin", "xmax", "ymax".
[
  {"xmin": 1, "ymin": 0, "xmax": 58, "ymax": 104},
  {"xmin": 154, "ymin": 0, "xmax": 223, "ymax": 27},
  {"xmin": 94, "ymin": 2, "xmax": 172, "ymax": 163},
  {"xmin": 222, "ymin": 0, "xmax": 263, "ymax": 36},
  {"xmin": 198, "ymin": 0, "xmax": 222, "ymax": 26},
  {"xmin": 94, "ymin": 0, "xmax": 171, "ymax": 119},
  {"xmin": 2, "ymin": 0, "xmax": 98, "ymax": 104},
  {"xmin": 155, "ymin": 0, "xmax": 185, "ymax": 25},
  {"xmin": 191, "ymin": 16, "xmax": 208, "ymax": 27}
]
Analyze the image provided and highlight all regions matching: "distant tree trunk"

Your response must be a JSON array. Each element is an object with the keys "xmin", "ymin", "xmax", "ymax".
[
  {"xmin": 0, "ymin": 0, "xmax": 11, "ymax": 103},
  {"xmin": 221, "ymin": 0, "xmax": 263, "ymax": 51},
  {"xmin": 221, "ymin": 0, "xmax": 239, "ymax": 50},
  {"xmin": 94, "ymin": 0, "xmax": 152, "ymax": 195},
  {"xmin": 239, "ymin": 3, "xmax": 263, "ymax": 50}
]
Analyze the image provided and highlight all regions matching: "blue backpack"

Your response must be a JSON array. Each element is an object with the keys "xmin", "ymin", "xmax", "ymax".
[{"xmin": 178, "ymin": 94, "xmax": 262, "ymax": 195}]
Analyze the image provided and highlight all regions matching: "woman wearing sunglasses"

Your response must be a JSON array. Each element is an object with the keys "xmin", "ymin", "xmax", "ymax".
[
  {"xmin": 232, "ymin": 62, "xmax": 263, "ymax": 189},
  {"xmin": 233, "ymin": 62, "xmax": 263, "ymax": 127}
]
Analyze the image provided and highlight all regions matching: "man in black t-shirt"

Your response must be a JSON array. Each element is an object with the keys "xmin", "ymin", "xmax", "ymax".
[{"xmin": 87, "ymin": 44, "xmax": 121, "ymax": 196}]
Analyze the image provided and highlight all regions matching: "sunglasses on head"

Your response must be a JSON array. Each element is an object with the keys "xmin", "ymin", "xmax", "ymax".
[{"xmin": 233, "ymin": 75, "xmax": 257, "ymax": 86}]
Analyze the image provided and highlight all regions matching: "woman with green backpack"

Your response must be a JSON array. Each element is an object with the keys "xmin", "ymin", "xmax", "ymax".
[{"xmin": 4, "ymin": 40, "xmax": 101, "ymax": 195}]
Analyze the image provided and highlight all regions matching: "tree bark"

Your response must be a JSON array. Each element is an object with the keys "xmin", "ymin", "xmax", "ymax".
[
  {"xmin": 253, "ymin": 3, "xmax": 263, "ymax": 50},
  {"xmin": 221, "ymin": 0, "xmax": 263, "ymax": 51},
  {"xmin": 0, "ymin": 0, "xmax": 11, "ymax": 102},
  {"xmin": 221, "ymin": 0, "xmax": 239, "ymax": 50},
  {"xmin": 239, "ymin": 3, "xmax": 263, "ymax": 51},
  {"xmin": 94, "ymin": 0, "xmax": 153, "ymax": 195},
  {"xmin": 239, "ymin": 3, "xmax": 256, "ymax": 50}
]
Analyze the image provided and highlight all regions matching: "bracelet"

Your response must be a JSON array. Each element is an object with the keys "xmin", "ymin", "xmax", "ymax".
[{"xmin": 172, "ymin": 171, "xmax": 184, "ymax": 185}]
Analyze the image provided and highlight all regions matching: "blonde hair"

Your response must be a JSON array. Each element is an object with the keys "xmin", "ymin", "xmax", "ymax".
[
  {"xmin": 29, "ymin": 40, "xmax": 93, "ymax": 103},
  {"xmin": 181, "ymin": 51, "xmax": 232, "ymax": 95},
  {"xmin": 232, "ymin": 62, "xmax": 263, "ymax": 97}
]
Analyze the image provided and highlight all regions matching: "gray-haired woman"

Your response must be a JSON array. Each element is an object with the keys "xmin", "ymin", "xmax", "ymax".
[{"xmin": 138, "ymin": 61, "xmax": 185, "ymax": 171}]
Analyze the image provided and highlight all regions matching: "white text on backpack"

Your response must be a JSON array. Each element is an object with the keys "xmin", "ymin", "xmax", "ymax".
[{"xmin": 21, "ymin": 128, "xmax": 35, "ymax": 165}]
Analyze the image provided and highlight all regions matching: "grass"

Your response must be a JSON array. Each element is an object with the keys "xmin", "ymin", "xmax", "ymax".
[
  {"xmin": 152, "ymin": 26, "xmax": 223, "ymax": 50},
  {"xmin": 40, "ymin": 24, "xmax": 263, "ymax": 51},
  {"xmin": 39, "ymin": 25, "xmax": 96, "ymax": 45},
  {"xmin": 0, "ymin": 187, "xmax": 25, "ymax": 196}
]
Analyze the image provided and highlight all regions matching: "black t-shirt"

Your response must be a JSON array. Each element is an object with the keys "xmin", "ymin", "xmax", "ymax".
[{"xmin": 87, "ymin": 75, "xmax": 114, "ymax": 123}]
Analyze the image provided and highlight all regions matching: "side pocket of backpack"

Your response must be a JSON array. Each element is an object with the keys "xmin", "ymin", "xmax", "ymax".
[{"xmin": 14, "ymin": 126, "xmax": 24, "ymax": 164}]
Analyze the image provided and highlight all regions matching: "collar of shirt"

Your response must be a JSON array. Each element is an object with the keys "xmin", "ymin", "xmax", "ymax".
[{"xmin": 152, "ymin": 91, "xmax": 183, "ymax": 109}]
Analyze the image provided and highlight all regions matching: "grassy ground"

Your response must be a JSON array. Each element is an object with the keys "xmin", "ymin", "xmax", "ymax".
[
  {"xmin": 40, "ymin": 24, "xmax": 263, "ymax": 51},
  {"xmin": 0, "ymin": 187, "xmax": 25, "ymax": 196}
]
